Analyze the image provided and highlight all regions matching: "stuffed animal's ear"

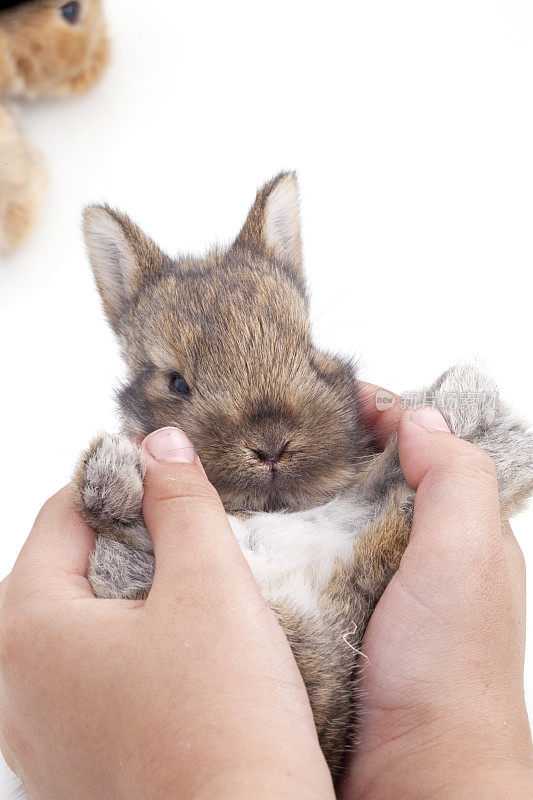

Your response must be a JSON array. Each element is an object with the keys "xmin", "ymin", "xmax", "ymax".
[
  {"xmin": 234, "ymin": 172, "xmax": 304, "ymax": 282},
  {"xmin": 82, "ymin": 206, "xmax": 168, "ymax": 330}
]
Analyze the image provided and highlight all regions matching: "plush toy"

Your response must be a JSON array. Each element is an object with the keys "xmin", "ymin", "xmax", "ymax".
[{"xmin": 0, "ymin": 0, "xmax": 109, "ymax": 255}]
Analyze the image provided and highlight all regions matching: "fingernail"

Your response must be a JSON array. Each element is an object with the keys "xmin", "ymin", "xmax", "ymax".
[
  {"xmin": 411, "ymin": 406, "xmax": 450, "ymax": 432},
  {"xmin": 142, "ymin": 427, "xmax": 196, "ymax": 463}
]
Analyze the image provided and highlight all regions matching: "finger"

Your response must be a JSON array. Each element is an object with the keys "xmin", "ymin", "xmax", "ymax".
[
  {"xmin": 398, "ymin": 406, "xmax": 502, "ymax": 562},
  {"xmin": 356, "ymin": 382, "xmax": 403, "ymax": 449},
  {"xmin": 140, "ymin": 428, "xmax": 256, "ymax": 605},
  {"xmin": 501, "ymin": 522, "xmax": 526, "ymax": 660},
  {"xmin": 7, "ymin": 486, "xmax": 95, "ymax": 602}
]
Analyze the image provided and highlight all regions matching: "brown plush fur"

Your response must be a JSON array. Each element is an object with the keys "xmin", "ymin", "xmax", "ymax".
[
  {"xmin": 0, "ymin": 0, "xmax": 109, "ymax": 97},
  {"xmin": 0, "ymin": 103, "xmax": 46, "ymax": 254},
  {"xmin": 72, "ymin": 173, "xmax": 533, "ymax": 779},
  {"xmin": 0, "ymin": 0, "xmax": 109, "ymax": 254}
]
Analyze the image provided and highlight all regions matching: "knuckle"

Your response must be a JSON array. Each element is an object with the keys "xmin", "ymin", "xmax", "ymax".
[
  {"xmin": 504, "ymin": 528, "xmax": 526, "ymax": 573},
  {"xmin": 460, "ymin": 445, "xmax": 497, "ymax": 481},
  {"xmin": 514, "ymin": 541, "xmax": 527, "ymax": 573},
  {"xmin": 33, "ymin": 486, "xmax": 72, "ymax": 527},
  {"xmin": 441, "ymin": 438, "xmax": 498, "ymax": 485},
  {"xmin": 426, "ymin": 441, "xmax": 499, "ymax": 497}
]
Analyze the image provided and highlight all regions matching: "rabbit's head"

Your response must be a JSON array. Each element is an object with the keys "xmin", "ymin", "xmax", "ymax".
[
  {"xmin": 83, "ymin": 173, "xmax": 368, "ymax": 512},
  {"xmin": 0, "ymin": 0, "xmax": 109, "ymax": 97}
]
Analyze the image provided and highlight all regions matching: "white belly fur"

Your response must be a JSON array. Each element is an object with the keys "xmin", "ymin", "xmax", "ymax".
[{"xmin": 229, "ymin": 492, "xmax": 371, "ymax": 614}]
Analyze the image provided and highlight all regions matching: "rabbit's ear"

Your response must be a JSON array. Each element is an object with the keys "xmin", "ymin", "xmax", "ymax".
[
  {"xmin": 82, "ymin": 206, "xmax": 167, "ymax": 330},
  {"xmin": 234, "ymin": 172, "xmax": 304, "ymax": 282}
]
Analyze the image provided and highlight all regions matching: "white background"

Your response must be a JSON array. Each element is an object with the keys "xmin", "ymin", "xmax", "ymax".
[{"xmin": 1, "ymin": 0, "xmax": 533, "ymax": 795}]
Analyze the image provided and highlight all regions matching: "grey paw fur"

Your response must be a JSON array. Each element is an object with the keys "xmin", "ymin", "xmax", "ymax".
[
  {"xmin": 74, "ymin": 433, "xmax": 149, "ymax": 548},
  {"xmin": 428, "ymin": 364, "xmax": 533, "ymax": 516},
  {"xmin": 364, "ymin": 364, "xmax": 533, "ymax": 521},
  {"xmin": 89, "ymin": 537, "xmax": 155, "ymax": 600},
  {"xmin": 427, "ymin": 362, "xmax": 501, "ymax": 439},
  {"xmin": 73, "ymin": 433, "xmax": 153, "ymax": 599}
]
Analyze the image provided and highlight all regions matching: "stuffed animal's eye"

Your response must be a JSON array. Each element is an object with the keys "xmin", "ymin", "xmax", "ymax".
[
  {"xmin": 169, "ymin": 373, "xmax": 191, "ymax": 396},
  {"xmin": 60, "ymin": 1, "xmax": 81, "ymax": 23}
]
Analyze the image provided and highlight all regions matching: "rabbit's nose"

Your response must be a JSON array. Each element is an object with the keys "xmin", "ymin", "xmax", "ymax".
[{"xmin": 250, "ymin": 442, "xmax": 290, "ymax": 466}]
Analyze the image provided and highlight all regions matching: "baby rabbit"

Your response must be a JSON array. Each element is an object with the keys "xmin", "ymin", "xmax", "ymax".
[
  {"xmin": 0, "ymin": 0, "xmax": 109, "ymax": 254},
  {"xmin": 74, "ymin": 172, "xmax": 533, "ymax": 775}
]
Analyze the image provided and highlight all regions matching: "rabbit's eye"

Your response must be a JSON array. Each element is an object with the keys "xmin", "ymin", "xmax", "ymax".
[
  {"xmin": 60, "ymin": 1, "xmax": 81, "ymax": 23},
  {"xmin": 169, "ymin": 373, "xmax": 191, "ymax": 396}
]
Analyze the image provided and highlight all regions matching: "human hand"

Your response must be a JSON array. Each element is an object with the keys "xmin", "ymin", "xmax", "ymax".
[
  {"xmin": 342, "ymin": 389, "xmax": 533, "ymax": 800},
  {"xmin": 0, "ymin": 427, "xmax": 335, "ymax": 800}
]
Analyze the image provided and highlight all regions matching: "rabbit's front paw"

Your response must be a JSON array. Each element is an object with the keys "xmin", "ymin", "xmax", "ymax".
[
  {"xmin": 429, "ymin": 363, "xmax": 499, "ymax": 438},
  {"xmin": 89, "ymin": 536, "xmax": 155, "ymax": 600},
  {"xmin": 428, "ymin": 364, "xmax": 533, "ymax": 517},
  {"xmin": 74, "ymin": 433, "xmax": 151, "ymax": 551}
]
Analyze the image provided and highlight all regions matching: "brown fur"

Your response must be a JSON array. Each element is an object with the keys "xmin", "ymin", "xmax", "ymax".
[
  {"xmin": 0, "ymin": 0, "xmax": 109, "ymax": 253},
  {"xmin": 83, "ymin": 175, "xmax": 370, "ymax": 512},
  {"xmin": 274, "ymin": 492, "xmax": 411, "ymax": 774},
  {"xmin": 0, "ymin": 0, "xmax": 109, "ymax": 97},
  {"xmin": 73, "ymin": 174, "xmax": 533, "ymax": 780},
  {"xmin": 0, "ymin": 103, "xmax": 46, "ymax": 254}
]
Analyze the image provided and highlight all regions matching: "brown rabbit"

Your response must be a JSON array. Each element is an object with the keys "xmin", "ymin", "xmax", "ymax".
[
  {"xmin": 70, "ymin": 172, "xmax": 533, "ymax": 777},
  {"xmin": 0, "ymin": 0, "xmax": 109, "ymax": 254}
]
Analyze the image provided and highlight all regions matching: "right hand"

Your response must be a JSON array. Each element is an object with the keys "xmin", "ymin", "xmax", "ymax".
[
  {"xmin": 341, "ymin": 401, "xmax": 533, "ymax": 800},
  {"xmin": 0, "ymin": 427, "xmax": 334, "ymax": 800}
]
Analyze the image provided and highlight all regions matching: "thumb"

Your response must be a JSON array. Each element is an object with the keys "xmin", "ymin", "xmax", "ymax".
[
  {"xmin": 140, "ymin": 427, "xmax": 251, "ymax": 602},
  {"xmin": 398, "ymin": 405, "xmax": 502, "ymax": 562}
]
